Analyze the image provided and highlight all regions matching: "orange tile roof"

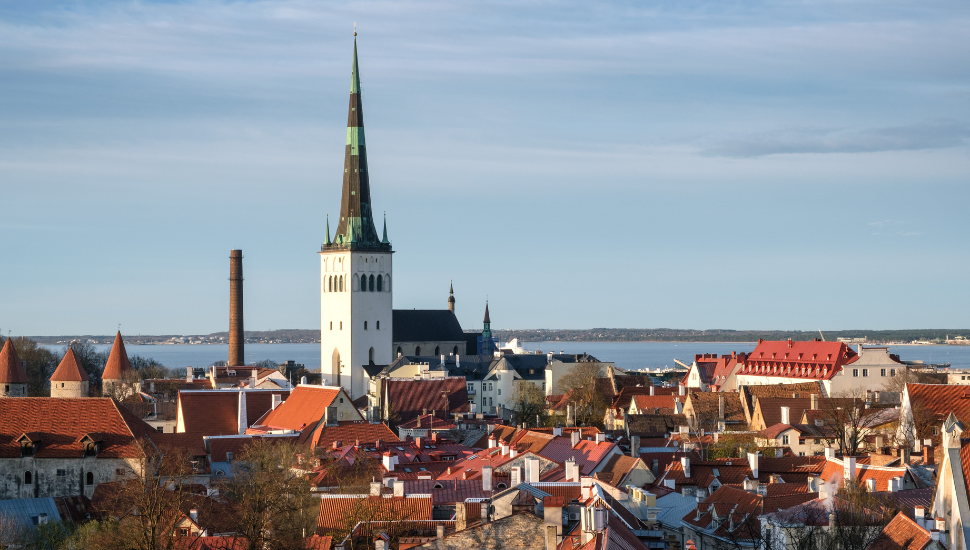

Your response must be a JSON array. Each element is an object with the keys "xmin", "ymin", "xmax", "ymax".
[
  {"xmin": 818, "ymin": 459, "xmax": 910, "ymax": 492},
  {"xmin": 866, "ymin": 511, "xmax": 932, "ymax": 550},
  {"xmin": 0, "ymin": 397, "xmax": 154, "ymax": 458},
  {"xmin": 256, "ymin": 386, "xmax": 340, "ymax": 431},
  {"xmin": 51, "ymin": 348, "xmax": 90, "ymax": 382},
  {"xmin": 907, "ymin": 383, "xmax": 970, "ymax": 428},
  {"xmin": 316, "ymin": 495, "xmax": 432, "ymax": 534},
  {"xmin": 0, "ymin": 339, "xmax": 28, "ymax": 384},
  {"xmin": 630, "ymin": 395, "xmax": 677, "ymax": 413},
  {"xmin": 593, "ymin": 454, "xmax": 643, "ymax": 486},
  {"xmin": 102, "ymin": 332, "xmax": 133, "ymax": 380}
]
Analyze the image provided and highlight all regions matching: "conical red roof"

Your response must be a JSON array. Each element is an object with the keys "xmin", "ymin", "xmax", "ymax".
[
  {"xmin": 0, "ymin": 338, "xmax": 29, "ymax": 384},
  {"xmin": 51, "ymin": 348, "xmax": 90, "ymax": 382},
  {"xmin": 102, "ymin": 332, "xmax": 133, "ymax": 380}
]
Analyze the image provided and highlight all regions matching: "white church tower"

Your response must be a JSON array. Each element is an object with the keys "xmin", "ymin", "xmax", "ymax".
[{"xmin": 319, "ymin": 36, "xmax": 393, "ymax": 400}]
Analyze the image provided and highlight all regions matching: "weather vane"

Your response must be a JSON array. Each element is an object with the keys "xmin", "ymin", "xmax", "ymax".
[{"xmin": 354, "ymin": 23, "xmax": 357, "ymax": 37}]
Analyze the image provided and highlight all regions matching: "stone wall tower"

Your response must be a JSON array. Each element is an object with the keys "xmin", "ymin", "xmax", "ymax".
[
  {"xmin": 229, "ymin": 249, "xmax": 245, "ymax": 366},
  {"xmin": 50, "ymin": 347, "xmax": 90, "ymax": 398},
  {"xmin": 319, "ymin": 35, "xmax": 393, "ymax": 400},
  {"xmin": 102, "ymin": 332, "xmax": 139, "ymax": 398},
  {"xmin": 0, "ymin": 338, "xmax": 28, "ymax": 397}
]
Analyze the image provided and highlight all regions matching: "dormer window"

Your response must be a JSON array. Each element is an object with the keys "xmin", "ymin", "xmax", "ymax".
[
  {"xmin": 18, "ymin": 433, "xmax": 41, "ymax": 458},
  {"xmin": 80, "ymin": 434, "xmax": 103, "ymax": 457}
]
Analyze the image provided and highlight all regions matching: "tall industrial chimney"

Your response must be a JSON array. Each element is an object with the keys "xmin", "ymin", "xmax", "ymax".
[{"xmin": 229, "ymin": 250, "xmax": 244, "ymax": 366}]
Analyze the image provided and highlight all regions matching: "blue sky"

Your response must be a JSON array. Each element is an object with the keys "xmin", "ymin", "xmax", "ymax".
[{"xmin": 1, "ymin": 0, "xmax": 968, "ymax": 336}]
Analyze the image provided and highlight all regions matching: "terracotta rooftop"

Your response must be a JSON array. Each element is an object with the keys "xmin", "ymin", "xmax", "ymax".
[
  {"xmin": 907, "ymin": 383, "xmax": 970, "ymax": 428},
  {"xmin": 299, "ymin": 420, "xmax": 399, "ymax": 449},
  {"xmin": 254, "ymin": 386, "xmax": 341, "ymax": 431},
  {"xmin": 51, "ymin": 348, "xmax": 90, "ymax": 382},
  {"xmin": 382, "ymin": 377, "xmax": 469, "ymax": 423},
  {"xmin": 630, "ymin": 395, "xmax": 677, "ymax": 414},
  {"xmin": 593, "ymin": 454, "xmax": 643, "ymax": 487},
  {"xmin": 316, "ymin": 495, "xmax": 432, "ymax": 534},
  {"xmin": 0, "ymin": 397, "xmax": 155, "ymax": 458},
  {"xmin": 102, "ymin": 332, "xmax": 134, "ymax": 381},
  {"xmin": 865, "ymin": 511, "xmax": 933, "ymax": 550},
  {"xmin": 0, "ymin": 338, "xmax": 28, "ymax": 384}
]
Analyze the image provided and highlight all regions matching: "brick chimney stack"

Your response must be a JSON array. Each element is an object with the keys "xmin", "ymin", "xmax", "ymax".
[{"xmin": 229, "ymin": 250, "xmax": 244, "ymax": 366}]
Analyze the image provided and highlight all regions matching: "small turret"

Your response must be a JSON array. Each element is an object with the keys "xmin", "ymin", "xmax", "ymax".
[
  {"xmin": 51, "ymin": 347, "xmax": 90, "ymax": 398},
  {"xmin": 102, "ymin": 332, "xmax": 140, "ymax": 398},
  {"xmin": 0, "ymin": 338, "xmax": 29, "ymax": 397},
  {"xmin": 447, "ymin": 281, "xmax": 455, "ymax": 313}
]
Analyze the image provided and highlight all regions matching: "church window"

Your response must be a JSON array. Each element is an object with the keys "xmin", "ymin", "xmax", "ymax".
[
  {"xmin": 376, "ymin": 321, "xmax": 380, "ymax": 330},
  {"xmin": 364, "ymin": 321, "xmax": 368, "ymax": 330},
  {"xmin": 24, "ymin": 471, "xmax": 31, "ymax": 485},
  {"xmin": 435, "ymin": 346, "xmax": 440, "ymax": 356},
  {"xmin": 339, "ymin": 276, "xmax": 344, "ymax": 292},
  {"xmin": 385, "ymin": 276, "xmax": 390, "ymax": 291},
  {"xmin": 397, "ymin": 347, "xmax": 402, "ymax": 357},
  {"xmin": 86, "ymin": 472, "xmax": 94, "ymax": 485},
  {"xmin": 369, "ymin": 348, "xmax": 375, "ymax": 363},
  {"xmin": 330, "ymin": 322, "xmax": 333, "ymax": 330},
  {"xmin": 340, "ymin": 322, "xmax": 343, "ymax": 330},
  {"xmin": 377, "ymin": 275, "xmax": 383, "ymax": 291},
  {"xmin": 369, "ymin": 274, "xmax": 375, "ymax": 291},
  {"xmin": 453, "ymin": 346, "xmax": 459, "ymax": 355},
  {"xmin": 415, "ymin": 346, "xmax": 421, "ymax": 355},
  {"xmin": 360, "ymin": 275, "xmax": 366, "ymax": 292}
]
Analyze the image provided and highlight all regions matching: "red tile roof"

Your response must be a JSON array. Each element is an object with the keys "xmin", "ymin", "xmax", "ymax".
[
  {"xmin": 0, "ymin": 397, "xmax": 154, "ymax": 458},
  {"xmin": 51, "ymin": 348, "xmax": 90, "ymax": 382},
  {"xmin": 383, "ymin": 378, "xmax": 469, "ymax": 423},
  {"xmin": 300, "ymin": 421, "xmax": 399, "ymax": 449},
  {"xmin": 865, "ymin": 511, "xmax": 932, "ymax": 550},
  {"xmin": 907, "ymin": 383, "xmax": 970, "ymax": 429},
  {"xmin": 316, "ymin": 495, "xmax": 432, "ymax": 534},
  {"xmin": 102, "ymin": 332, "xmax": 134, "ymax": 380},
  {"xmin": 737, "ymin": 340, "xmax": 858, "ymax": 380},
  {"xmin": 256, "ymin": 386, "xmax": 341, "ymax": 431},
  {"xmin": 0, "ymin": 339, "xmax": 28, "ymax": 384},
  {"xmin": 538, "ymin": 438, "xmax": 617, "ymax": 475},
  {"xmin": 178, "ymin": 392, "xmax": 240, "ymax": 436}
]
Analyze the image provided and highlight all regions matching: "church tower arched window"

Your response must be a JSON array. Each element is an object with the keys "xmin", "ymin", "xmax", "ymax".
[
  {"xmin": 369, "ymin": 274, "xmax": 375, "ymax": 291},
  {"xmin": 376, "ymin": 275, "xmax": 383, "ymax": 291}
]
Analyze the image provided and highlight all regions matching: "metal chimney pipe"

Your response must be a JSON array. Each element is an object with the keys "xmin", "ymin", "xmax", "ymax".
[{"xmin": 229, "ymin": 250, "xmax": 244, "ymax": 366}]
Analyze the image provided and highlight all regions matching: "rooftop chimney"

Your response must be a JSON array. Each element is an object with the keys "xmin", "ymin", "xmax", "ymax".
[
  {"xmin": 811, "ymin": 394, "xmax": 819, "ymax": 410},
  {"xmin": 571, "ymin": 430, "xmax": 581, "ymax": 448},
  {"xmin": 228, "ymin": 250, "xmax": 244, "ymax": 366},
  {"xmin": 780, "ymin": 406, "xmax": 790, "ymax": 425}
]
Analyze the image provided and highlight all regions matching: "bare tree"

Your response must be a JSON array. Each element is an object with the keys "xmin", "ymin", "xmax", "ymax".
[
  {"xmin": 217, "ymin": 438, "xmax": 317, "ymax": 550},
  {"xmin": 11, "ymin": 337, "xmax": 60, "ymax": 396},
  {"xmin": 812, "ymin": 392, "xmax": 887, "ymax": 457},
  {"xmin": 87, "ymin": 438, "xmax": 202, "ymax": 550},
  {"xmin": 508, "ymin": 381, "xmax": 547, "ymax": 428},
  {"xmin": 556, "ymin": 363, "xmax": 609, "ymax": 427}
]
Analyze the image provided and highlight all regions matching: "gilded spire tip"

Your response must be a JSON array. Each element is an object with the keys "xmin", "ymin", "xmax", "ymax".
[{"xmin": 354, "ymin": 22, "xmax": 357, "ymax": 37}]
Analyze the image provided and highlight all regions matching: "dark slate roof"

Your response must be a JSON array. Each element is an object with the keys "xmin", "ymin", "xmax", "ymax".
[
  {"xmin": 392, "ymin": 310, "xmax": 465, "ymax": 343},
  {"xmin": 464, "ymin": 332, "xmax": 482, "ymax": 354},
  {"xmin": 363, "ymin": 363, "xmax": 387, "ymax": 377}
]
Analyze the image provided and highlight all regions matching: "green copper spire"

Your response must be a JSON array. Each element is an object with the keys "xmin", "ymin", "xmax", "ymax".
[{"xmin": 323, "ymin": 32, "xmax": 390, "ymax": 253}]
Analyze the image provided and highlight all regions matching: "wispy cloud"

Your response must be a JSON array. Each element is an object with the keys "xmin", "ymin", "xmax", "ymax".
[{"xmin": 701, "ymin": 121, "xmax": 970, "ymax": 157}]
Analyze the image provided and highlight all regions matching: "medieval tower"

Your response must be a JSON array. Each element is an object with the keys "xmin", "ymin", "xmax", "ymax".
[{"xmin": 319, "ymin": 36, "xmax": 393, "ymax": 400}]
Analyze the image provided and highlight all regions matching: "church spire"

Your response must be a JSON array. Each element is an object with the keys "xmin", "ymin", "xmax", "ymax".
[
  {"xmin": 325, "ymin": 214, "xmax": 332, "ymax": 245},
  {"xmin": 326, "ymin": 33, "xmax": 389, "ymax": 251}
]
